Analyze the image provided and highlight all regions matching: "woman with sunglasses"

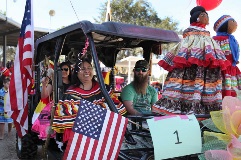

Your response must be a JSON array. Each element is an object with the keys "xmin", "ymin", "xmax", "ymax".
[
  {"xmin": 33, "ymin": 63, "xmax": 70, "ymax": 149},
  {"xmin": 52, "ymin": 54, "xmax": 126, "ymax": 147},
  {"xmin": 59, "ymin": 61, "xmax": 72, "ymax": 92}
]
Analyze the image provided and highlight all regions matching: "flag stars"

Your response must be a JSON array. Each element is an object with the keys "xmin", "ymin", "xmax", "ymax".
[{"xmin": 73, "ymin": 100, "xmax": 107, "ymax": 139}]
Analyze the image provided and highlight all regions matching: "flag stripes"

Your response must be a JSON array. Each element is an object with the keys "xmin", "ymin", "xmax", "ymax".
[
  {"xmin": 5, "ymin": 0, "xmax": 33, "ymax": 138},
  {"xmin": 63, "ymin": 100, "xmax": 128, "ymax": 160}
]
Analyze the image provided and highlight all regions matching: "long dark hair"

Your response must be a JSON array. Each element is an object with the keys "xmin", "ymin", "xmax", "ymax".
[
  {"xmin": 59, "ymin": 61, "xmax": 72, "ymax": 81},
  {"xmin": 71, "ymin": 54, "xmax": 96, "ymax": 87}
]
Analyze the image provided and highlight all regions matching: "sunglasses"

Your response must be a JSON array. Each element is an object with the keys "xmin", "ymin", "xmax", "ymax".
[
  {"xmin": 61, "ymin": 68, "xmax": 69, "ymax": 71},
  {"xmin": 134, "ymin": 67, "xmax": 148, "ymax": 72}
]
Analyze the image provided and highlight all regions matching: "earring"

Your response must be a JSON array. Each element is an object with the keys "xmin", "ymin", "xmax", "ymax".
[{"xmin": 197, "ymin": 18, "xmax": 200, "ymax": 22}]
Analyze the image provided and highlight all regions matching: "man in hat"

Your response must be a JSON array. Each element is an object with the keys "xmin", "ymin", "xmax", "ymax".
[{"xmin": 121, "ymin": 60, "xmax": 157, "ymax": 115}]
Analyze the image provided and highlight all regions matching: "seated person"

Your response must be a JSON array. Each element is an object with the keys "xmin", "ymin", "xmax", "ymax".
[
  {"xmin": 154, "ymin": 82, "xmax": 162, "ymax": 99},
  {"xmin": 41, "ymin": 68, "xmax": 54, "ymax": 100},
  {"xmin": 52, "ymin": 53, "xmax": 126, "ymax": 144},
  {"xmin": 59, "ymin": 61, "xmax": 72, "ymax": 92},
  {"xmin": 31, "ymin": 68, "xmax": 54, "ymax": 139},
  {"xmin": 121, "ymin": 60, "xmax": 157, "ymax": 115}
]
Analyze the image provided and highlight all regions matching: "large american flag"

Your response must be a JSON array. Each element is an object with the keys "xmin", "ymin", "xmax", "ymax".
[
  {"xmin": 5, "ymin": 0, "xmax": 34, "ymax": 138},
  {"xmin": 63, "ymin": 99, "xmax": 128, "ymax": 160}
]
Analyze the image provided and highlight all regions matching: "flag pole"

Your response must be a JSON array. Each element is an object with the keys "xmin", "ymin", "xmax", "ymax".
[
  {"xmin": 105, "ymin": 0, "xmax": 111, "ymax": 22},
  {"xmin": 42, "ymin": 56, "xmax": 53, "ymax": 160},
  {"xmin": 149, "ymin": 53, "xmax": 153, "ymax": 84},
  {"xmin": 104, "ymin": 0, "xmax": 117, "ymax": 91}
]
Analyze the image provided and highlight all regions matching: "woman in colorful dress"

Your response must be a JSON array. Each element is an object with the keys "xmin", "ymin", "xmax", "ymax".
[
  {"xmin": 52, "ymin": 54, "xmax": 126, "ymax": 145},
  {"xmin": 213, "ymin": 15, "xmax": 241, "ymax": 97},
  {"xmin": 0, "ymin": 77, "xmax": 12, "ymax": 139},
  {"xmin": 153, "ymin": 6, "xmax": 230, "ymax": 115}
]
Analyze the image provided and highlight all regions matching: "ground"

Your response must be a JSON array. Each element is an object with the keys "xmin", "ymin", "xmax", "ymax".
[
  {"xmin": 0, "ymin": 125, "xmax": 19, "ymax": 160},
  {"xmin": 0, "ymin": 125, "xmax": 45, "ymax": 160}
]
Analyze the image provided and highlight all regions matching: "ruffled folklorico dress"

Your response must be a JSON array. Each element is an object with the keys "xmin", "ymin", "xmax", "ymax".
[
  {"xmin": 213, "ymin": 35, "xmax": 241, "ymax": 97},
  {"xmin": 52, "ymin": 80, "xmax": 126, "ymax": 142},
  {"xmin": 153, "ymin": 23, "xmax": 231, "ymax": 115}
]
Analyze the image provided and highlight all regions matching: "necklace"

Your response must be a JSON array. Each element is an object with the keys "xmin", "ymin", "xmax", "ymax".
[
  {"xmin": 80, "ymin": 82, "xmax": 93, "ymax": 90},
  {"xmin": 188, "ymin": 25, "xmax": 207, "ymax": 31}
]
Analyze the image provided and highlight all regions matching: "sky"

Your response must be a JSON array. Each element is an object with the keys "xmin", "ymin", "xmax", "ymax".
[
  {"xmin": 1, "ymin": 0, "xmax": 240, "ymax": 37},
  {"xmin": 0, "ymin": 0, "xmax": 241, "ymax": 77}
]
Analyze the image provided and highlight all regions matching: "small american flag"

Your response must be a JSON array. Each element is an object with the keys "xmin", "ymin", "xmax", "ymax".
[
  {"xmin": 63, "ymin": 99, "xmax": 128, "ymax": 160},
  {"xmin": 5, "ymin": 0, "xmax": 34, "ymax": 138}
]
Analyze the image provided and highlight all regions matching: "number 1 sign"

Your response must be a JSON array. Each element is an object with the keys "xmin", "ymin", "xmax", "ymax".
[{"xmin": 147, "ymin": 115, "xmax": 202, "ymax": 159}]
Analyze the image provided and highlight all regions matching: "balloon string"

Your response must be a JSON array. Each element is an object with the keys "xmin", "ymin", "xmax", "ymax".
[{"xmin": 186, "ymin": 0, "xmax": 193, "ymax": 10}]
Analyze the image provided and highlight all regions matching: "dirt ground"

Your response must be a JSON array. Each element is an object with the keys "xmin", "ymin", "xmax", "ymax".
[{"xmin": 0, "ymin": 125, "xmax": 45, "ymax": 160}]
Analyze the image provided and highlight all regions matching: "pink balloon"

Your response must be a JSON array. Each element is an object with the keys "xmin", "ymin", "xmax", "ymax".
[{"xmin": 196, "ymin": 0, "xmax": 222, "ymax": 11}]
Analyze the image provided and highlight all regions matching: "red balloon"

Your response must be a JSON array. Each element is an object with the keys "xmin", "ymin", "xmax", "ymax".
[{"xmin": 196, "ymin": 0, "xmax": 222, "ymax": 11}]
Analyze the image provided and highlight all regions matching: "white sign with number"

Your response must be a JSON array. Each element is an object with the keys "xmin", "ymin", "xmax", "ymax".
[{"xmin": 147, "ymin": 115, "xmax": 202, "ymax": 160}]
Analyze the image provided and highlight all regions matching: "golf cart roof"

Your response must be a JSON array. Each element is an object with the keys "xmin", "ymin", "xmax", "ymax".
[{"xmin": 35, "ymin": 20, "xmax": 180, "ymax": 65}]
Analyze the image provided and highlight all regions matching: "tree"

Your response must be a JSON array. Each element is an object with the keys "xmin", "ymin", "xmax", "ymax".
[
  {"xmin": 96, "ymin": 0, "xmax": 168, "ymax": 27},
  {"xmin": 0, "ymin": 46, "xmax": 16, "ymax": 65},
  {"xmin": 95, "ymin": 0, "xmax": 180, "ymax": 60},
  {"xmin": 0, "ymin": 10, "xmax": 6, "ymax": 16}
]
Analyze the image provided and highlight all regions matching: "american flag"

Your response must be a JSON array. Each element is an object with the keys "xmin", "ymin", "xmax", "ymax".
[
  {"xmin": 5, "ymin": 0, "xmax": 34, "ymax": 138},
  {"xmin": 63, "ymin": 99, "xmax": 128, "ymax": 160}
]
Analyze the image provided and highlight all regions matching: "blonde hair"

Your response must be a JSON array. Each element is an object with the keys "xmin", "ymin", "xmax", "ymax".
[{"xmin": 47, "ymin": 68, "xmax": 54, "ymax": 80}]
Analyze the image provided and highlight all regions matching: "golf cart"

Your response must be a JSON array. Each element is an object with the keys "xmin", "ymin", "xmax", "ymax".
[{"xmin": 17, "ymin": 20, "xmax": 180, "ymax": 159}]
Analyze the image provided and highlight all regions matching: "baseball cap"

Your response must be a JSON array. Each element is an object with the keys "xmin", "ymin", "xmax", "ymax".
[{"xmin": 134, "ymin": 60, "xmax": 149, "ymax": 69}]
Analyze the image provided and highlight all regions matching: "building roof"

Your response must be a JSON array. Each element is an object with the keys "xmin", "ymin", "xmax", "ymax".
[{"xmin": 0, "ymin": 13, "xmax": 49, "ymax": 46}]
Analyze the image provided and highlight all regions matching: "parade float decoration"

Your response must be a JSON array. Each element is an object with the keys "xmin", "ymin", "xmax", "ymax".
[
  {"xmin": 196, "ymin": 0, "xmax": 222, "ymax": 11},
  {"xmin": 198, "ymin": 91, "xmax": 241, "ymax": 160}
]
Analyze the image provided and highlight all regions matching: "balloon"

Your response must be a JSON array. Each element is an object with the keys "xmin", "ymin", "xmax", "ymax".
[{"xmin": 196, "ymin": 0, "xmax": 222, "ymax": 11}]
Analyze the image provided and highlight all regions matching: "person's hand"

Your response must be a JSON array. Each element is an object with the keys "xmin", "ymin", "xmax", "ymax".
[{"xmin": 41, "ymin": 77, "xmax": 49, "ymax": 86}]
